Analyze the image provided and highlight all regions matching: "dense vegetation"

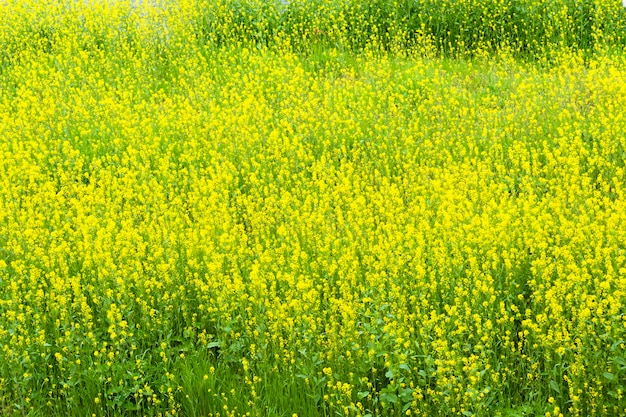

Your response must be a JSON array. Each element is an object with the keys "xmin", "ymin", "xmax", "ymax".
[
  {"xmin": 193, "ymin": 0, "xmax": 626, "ymax": 54},
  {"xmin": 0, "ymin": 1, "xmax": 625, "ymax": 416}
]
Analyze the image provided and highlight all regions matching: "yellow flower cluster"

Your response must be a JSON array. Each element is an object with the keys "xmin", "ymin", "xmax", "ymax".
[{"xmin": 0, "ymin": 1, "xmax": 624, "ymax": 416}]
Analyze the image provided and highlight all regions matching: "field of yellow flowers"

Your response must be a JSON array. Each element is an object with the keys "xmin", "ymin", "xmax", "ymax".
[{"xmin": 0, "ymin": 0, "xmax": 625, "ymax": 416}]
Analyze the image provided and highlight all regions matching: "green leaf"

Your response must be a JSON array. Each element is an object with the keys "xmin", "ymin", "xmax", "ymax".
[
  {"xmin": 399, "ymin": 387, "xmax": 413, "ymax": 402},
  {"xmin": 462, "ymin": 411, "xmax": 474, "ymax": 417},
  {"xmin": 206, "ymin": 341, "xmax": 220, "ymax": 349},
  {"xmin": 123, "ymin": 403, "xmax": 142, "ymax": 411},
  {"xmin": 603, "ymin": 372, "xmax": 616, "ymax": 382},
  {"xmin": 385, "ymin": 369, "xmax": 395, "ymax": 379},
  {"xmin": 380, "ymin": 391, "xmax": 398, "ymax": 404},
  {"xmin": 357, "ymin": 391, "xmax": 369, "ymax": 399},
  {"xmin": 550, "ymin": 380, "xmax": 560, "ymax": 394}
]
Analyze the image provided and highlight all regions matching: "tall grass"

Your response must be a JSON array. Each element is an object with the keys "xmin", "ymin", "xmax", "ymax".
[{"xmin": 191, "ymin": 0, "xmax": 626, "ymax": 56}]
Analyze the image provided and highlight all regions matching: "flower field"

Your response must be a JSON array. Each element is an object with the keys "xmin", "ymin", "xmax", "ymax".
[{"xmin": 0, "ymin": 1, "xmax": 625, "ymax": 416}]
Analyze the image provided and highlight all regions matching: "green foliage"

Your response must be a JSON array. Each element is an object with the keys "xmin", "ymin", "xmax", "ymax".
[{"xmin": 192, "ymin": 0, "xmax": 626, "ymax": 56}]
